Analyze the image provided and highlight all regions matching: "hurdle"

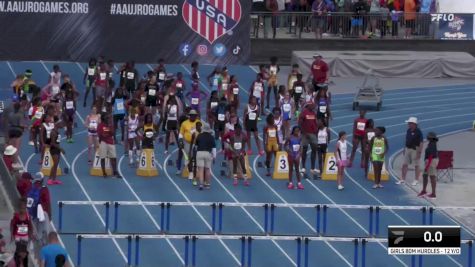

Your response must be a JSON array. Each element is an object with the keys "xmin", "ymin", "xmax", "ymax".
[
  {"xmin": 58, "ymin": 201, "xmax": 475, "ymax": 237},
  {"xmin": 74, "ymin": 233, "xmax": 475, "ymax": 267}
]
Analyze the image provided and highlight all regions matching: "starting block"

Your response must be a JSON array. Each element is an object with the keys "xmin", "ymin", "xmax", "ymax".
[
  {"xmin": 90, "ymin": 150, "xmax": 112, "ymax": 176},
  {"xmin": 321, "ymin": 152, "xmax": 338, "ymax": 181},
  {"xmin": 272, "ymin": 151, "xmax": 289, "ymax": 180},
  {"xmin": 40, "ymin": 146, "xmax": 62, "ymax": 177},
  {"xmin": 367, "ymin": 161, "xmax": 389, "ymax": 181},
  {"xmin": 136, "ymin": 149, "xmax": 158, "ymax": 177}
]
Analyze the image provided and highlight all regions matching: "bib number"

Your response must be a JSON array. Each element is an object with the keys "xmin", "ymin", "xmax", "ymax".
[
  {"xmin": 367, "ymin": 132, "xmax": 375, "ymax": 141},
  {"xmin": 176, "ymin": 82, "xmax": 183, "ymax": 89},
  {"xmin": 43, "ymin": 155, "xmax": 50, "ymax": 168},
  {"xmin": 35, "ymin": 111, "xmax": 43, "ymax": 119},
  {"xmin": 87, "ymin": 68, "xmax": 95, "ymax": 76},
  {"xmin": 319, "ymin": 105, "xmax": 327, "ymax": 113},
  {"xmin": 295, "ymin": 86, "xmax": 303, "ymax": 93},
  {"xmin": 27, "ymin": 197, "xmax": 34, "ymax": 208},
  {"xmin": 270, "ymin": 66, "xmax": 277, "ymax": 75},
  {"xmin": 99, "ymin": 72, "xmax": 106, "ymax": 80},
  {"xmin": 234, "ymin": 142, "xmax": 242, "ymax": 150},
  {"xmin": 268, "ymin": 129, "xmax": 276, "ymax": 138},
  {"xmin": 148, "ymin": 89, "xmax": 156, "ymax": 96},
  {"xmin": 127, "ymin": 72, "xmax": 135, "ymax": 79},
  {"xmin": 218, "ymin": 114, "xmax": 225, "ymax": 121},
  {"xmin": 159, "ymin": 72, "xmax": 166, "ymax": 80},
  {"xmin": 283, "ymin": 104, "xmax": 291, "ymax": 112},
  {"xmin": 17, "ymin": 225, "xmax": 28, "ymax": 235},
  {"xmin": 52, "ymin": 85, "xmax": 60, "ymax": 95},
  {"xmin": 116, "ymin": 102, "xmax": 124, "ymax": 111},
  {"xmin": 374, "ymin": 146, "xmax": 383, "ymax": 155},
  {"xmin": 210, "ymin": 102, "xmax": 218, "ymax": 109},
  {"xmin": 145, "ymin": 131, "xmax": 154, "ymax": 138},
  {"xmin": 292, "ymin": 144, "xmax": 300, "ymax": 152},
  {"xmin": 191, "ymin": 98, "xmax": 199, "ymax": 105},
  {"xmin": 66, "ymin": 101, "xmax": 74, "ymax": 110},
  {"xmin": 248, "ymin": 113, "xmax": 257, "ymax": 121},
  {"xmin": 357, "ymin": 122, "xmax": 366, "ymax": 131},
  {"xmin": 233, "ymin": 87, "xmax": 239, "ymax": 95}
]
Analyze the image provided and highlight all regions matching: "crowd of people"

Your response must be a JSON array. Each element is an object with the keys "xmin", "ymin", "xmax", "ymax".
[
  {"xmin": 0, "ymin": 52, "xmax": 441, "ymax": 264},
  {"xmin": 252, "ymin": 0, "xmax": 438, "ymax": 38}
]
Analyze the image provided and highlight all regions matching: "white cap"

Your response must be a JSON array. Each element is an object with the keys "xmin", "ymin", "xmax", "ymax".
[
  {"xmin": 3, "ymin": 145, "xmax": 17, "ymax": 156},
  {"xmin": 313, "ymin": 53, "xmax": 322, "ymax": 58},
  {"xmin": 405, "ymin": 117, "xmax": 418, "ymax": 124}
]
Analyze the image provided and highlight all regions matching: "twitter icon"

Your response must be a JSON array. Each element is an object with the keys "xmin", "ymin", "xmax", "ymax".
[{"xmin": 213, "ymin": 43, "xmax": 227, "ymax": 57}]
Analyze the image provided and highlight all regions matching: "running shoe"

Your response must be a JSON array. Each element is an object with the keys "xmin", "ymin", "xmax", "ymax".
[
  {"xmin": 300, "ymin": 168, "xmax": 306, "ymax": 174},
  {"xmin": 233, "ymin": 179, "xmax": 238, "ymax": 186},
  {"xmin": 311, "ymin": 169, "xmax": 320, "ymax": 174},
  {"xmin": 53, "ymin": 180, "xmax": 63, "ymax": 185},
  {"xmin": 188, "ymin": 173, "xmax": 193, "ymax": 180},
  {"xmin": 265, "ymin": 170, "xmax": 271, "ymax": 177},
  {"xmin": 297, "ymin": 183, "xmax": 304, "ymax": 190},
  {"xmin": 287, "ymin": 182, "xmax": 294, "ymax": 189},
  {"xmin": 28, "ymin": 141, "xmax": 34, "ymax": 146},
  {"xmin": 192, "ymin": 180, "xmax": 198, "ymax": 186},
  {"xmin": 417, "ymin": 191, "xmax": 427, "ymax": 197},
  {"xmin": 338, "ymin": 185, "xmax": 344, "ymax": 190},
  {"xmin": 257, "ymin": 117, "xmax": 262, "ymax": 121},
  {"xmin": 175, "ymin": 170, "xmax": 181, "ymax": 175},
  {"xmin": 426, "ymin": 193, "xmax": 436, "ymax": 199},
  {"xmin": 243, "ymin": 180, "xmax": 250, "ymax": 186},
  {"xmin": 377, "ymin": 184, "xmax": 384, "ymax": 188},
  {"xmin": 411, "ymin": 180, "xmax": 419, "ymax": 186},
  {"xmin": 199, "ymin": 185, "xmax": 204, "ymax": 191},
  {"xmin": 395, "ymin": 180, "xmax": 405, "ymax": 185},
  {"xmin": 47, "ymin": 179, "xmax": 55, "ymax": 185},
  {"xmin": 164, "ymin": 150, "xmax": 168, "ymax": 154},
  {"xmin": 115, "ymin": 173, "xmax": 122, "ymax": 179},
  {"xmin": 372, "ymin": 184, "xmax": 378, "ymax": 189}
]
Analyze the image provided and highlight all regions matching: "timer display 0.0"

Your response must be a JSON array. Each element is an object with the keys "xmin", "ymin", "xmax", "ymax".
[{"xmin": 388, "ymin": 226, "xmax": 460, "ymax": 248}]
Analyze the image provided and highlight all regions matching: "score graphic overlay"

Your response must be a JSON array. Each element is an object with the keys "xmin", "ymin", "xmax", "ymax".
[{"xmin": 388, "ymin": 226, "xmax": 461, "ymax": 255}]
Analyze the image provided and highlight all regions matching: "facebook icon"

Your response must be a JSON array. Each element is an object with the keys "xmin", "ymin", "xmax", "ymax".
[{"xmin": 179, "ymin": 43, "xmax": 192, "ymax": 56}]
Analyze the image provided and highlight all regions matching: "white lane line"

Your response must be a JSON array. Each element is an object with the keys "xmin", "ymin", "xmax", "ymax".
[
  {"xmin": 159, "ymin": 150, "xmax": 241, "ymax": 265},
  {"xmin": 117, "ymin": 155, "xmax": 185, "ymax": 264}
]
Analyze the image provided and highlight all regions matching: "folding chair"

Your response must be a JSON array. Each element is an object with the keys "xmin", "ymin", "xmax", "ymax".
[{"xmin": 437, "ymin": 151, "xmax": 454, "ymax": 182}]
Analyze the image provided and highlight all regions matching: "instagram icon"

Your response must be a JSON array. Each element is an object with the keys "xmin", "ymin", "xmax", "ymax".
[{"xmin": 196, "ymin": 45, "xmax": 208, "ymax": 56}]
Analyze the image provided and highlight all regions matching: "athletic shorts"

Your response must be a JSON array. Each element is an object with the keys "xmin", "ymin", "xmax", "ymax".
[
  {"xmin": 99, "ymin": 142, "xmax": 117, "ymax": 159},
  {"xmin": 266, "ymin": 142, "xmax": 279, "ymax": 153},
  {"xmin": 301, "ymin": 133, "xmax": 318, "ymax": 147},
  {"xmin": 424, "ymin": 158, "xmax": 439, "ymax": 176},
  {"xmin": 403, "ymin": 148, "xmax": 420, "ymax": 167},
  {"xmin": 96, "ymin": 86, "xmax": 106, "ymax": 98},
  {"xmin": 8, "ymin": 128, "xmax": 23, "ymax": 139},
  {"xmin": 337, "ymin": 159, "xmax": 348, "ymax": 167},
  {"xmin": 166, "ymin": 120, "xmax": 178, "ymax": 131},
  {"xmin": 246, "ymin": 121, "xmax": 258, "ymax": 132},
  {"xmin": 196, "ymin": 151, "xmax": 213, "ymax": 169}
]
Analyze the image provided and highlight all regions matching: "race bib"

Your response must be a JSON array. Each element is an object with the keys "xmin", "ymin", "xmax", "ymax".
[
  {"xmin": 318, "ymin": 134, "xmax": 327, "ymax": 144},
  {"xmin": 295, "ymin": 86, "xmax": 303, "ymax": 93},
  {"xmin": 127, "ymin": 72, "xmax": 135, "ymax": 79},
  {"xmin": 66, "ymin": 101, "xmax": 74, "ymax": 110},
  {"xmin": 210, "ymin": 102, "xmax": 218, "ymax": 109},
  {"xmin": 374, "ymin": 146, "xmax": 383, "ymax": 155},
  {"xmin": 158, "ymin": 72, "xmax": 166, "ymax": 80},
  {"xmin": 89, "ymin": 120, "xmax": 98, "ymax": 130},
  {"xmin": 99, "ymin": 72, "xmax": 106, "ymax": 80},
  {"xmin": 319, "ymin": 105, "xmax": 327, "ymax": 113},
  {"xmin": 357, "ymin": 122, "xmax": 366, "ymax": 131},
  {"xmin": 283, "ymin": 103, "xmax": 291, "ymax": 112},
  {"xmin": 116, "ymin": 102, "xmax": 124, "ymax": 111},
  {"xmin": 268, "ymin": 129, "xmax": 276, "ymax": 138},
  {"xmin": 35, "ymin": 111, "xmax": 43, "ymax": 119},
  {"xmin": 248, "ymin": 112, "xmax": 257, "ymax": 120},
  {"xmin": 233, "ymin": 87, "xmax": 239, "ymax": 95},
  {"xmin": 52, "ymin": 85, "xmax": 60, "ymax": 95},
  {"xmin": 148, "ymin": 89, "xmax": 156, "ymax": 96},
  {"xmin": 218, "ymin": 114, "xmax": 225, "ymax": 121},
  {"xmin": 254, "ymin": 83, "xmax": 263, "ymax": 92},
  {"xmin": 233, "ymin": 142, "xmax": 242, "ymax": 150},
  {"xmin": 293, "ymin": 144, "xmax": 300, "ymax": 152},
  {"xmin": 270, "ymin": 66, "xmax": 277, "ymax": 75},
  {"xmin": 253, "ymin": 89, "xmax": 261, "ymax": 98},
  {"xmin": 213, "ymin": 79, "xmax": 218, "ymax": 86},
  {"xmin": 222, "ymin": 83, "xmax": 228, "ymax": 90},
  {"xmin": 145, "ymin": 131, "xmax": 154, "ymax": 138},
  {"xmin": 17, "ymin": 225, "xmax": 28, "ymax": 235},
  {"xmin": 191, "ymin": 98, "xmax": 199, "ymax": 105},
  {"xmin": 170, "ymin": 105, "xmax": 177, "ymax": 114},
  {"xmin": 27, "ymin": 197, "xmax": 34, "ymax": 208},
  {"xmin": 367, "ymin": 132, "xmax": 375, "ymax": 141},
  {"xmin": 176, "ymin": 82, "xmax": 183, "ymax": 89},
  {"xmin": 87, "ymin": 68, "xmax": 95, "ymax": 76},
  {"xmin": 109, "ymin": 72, "xmax": 114, "ymax": 78}
]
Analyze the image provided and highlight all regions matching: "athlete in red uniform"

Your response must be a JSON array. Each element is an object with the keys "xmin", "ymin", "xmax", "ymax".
[{"xmin": 349, "ymin": 110, "xmax": 368, "ymax": 167}]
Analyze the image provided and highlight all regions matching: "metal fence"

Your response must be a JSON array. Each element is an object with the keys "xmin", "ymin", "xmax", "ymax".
[{"xmin": 250, "ymin": 12, "xmax": 435, "ymax": 39}]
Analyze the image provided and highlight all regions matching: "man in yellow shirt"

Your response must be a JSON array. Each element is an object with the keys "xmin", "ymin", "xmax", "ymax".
[{"xmin": 179, "ymin": 109, "xmax": 201, "ymax": 179}]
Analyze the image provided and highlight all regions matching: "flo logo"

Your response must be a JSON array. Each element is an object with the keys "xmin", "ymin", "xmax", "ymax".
[{"xmin": 182, "ymin": 0, "xmax": 242, "ymax": 44}]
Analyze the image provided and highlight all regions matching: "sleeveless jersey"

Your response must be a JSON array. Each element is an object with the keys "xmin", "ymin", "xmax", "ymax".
[
  {"xmin": 289, "ymin": 136, "xmax": 301, "ymax": 158},
  {"xmin": 371, "ymin": 137, "xmax": 385, "ymax": 161},
  {"xmin": 281, "ymin": 99, "xmax": 292, "ymax": 120},
  {"xmin": 317, "ymin": 128, "xmax": 328, "ymax": 145},
  {"xmin": 354, "ymin": 118, "xmax": 368, "ymax": 137},
  {"xmin": 337, "ymin": 140, "xmax": 348, "ymax": 161}
]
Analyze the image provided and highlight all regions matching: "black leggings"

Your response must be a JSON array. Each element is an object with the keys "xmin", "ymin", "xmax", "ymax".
[
  {"xmin": 317, "ymin": 144, "xmax": 327, "ymax": 173},
  {"xmin": 301, "ymin": 143, "xmax": 317, "ymax": 170},
  {"xmin": 232, "ymin": 156, "xmax": 246, "ymax": 176}
]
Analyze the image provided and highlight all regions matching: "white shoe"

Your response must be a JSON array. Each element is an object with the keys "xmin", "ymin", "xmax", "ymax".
[
  {"xmin": 28, "ymin": 141, "xmax": 34, "ymax": 146},
  {"xmin": 175, "ymin": 170, "xmax": 181, "ymax": 175},
  {"xmin": 188, "ymin": 173, "xmax": 194, "ymax": 180},
  {"xmin": 396, "ymin": 180, "xmax": 405, "ymax": 185},
  {"xmin": 311, "ymin": 169, "xmax": 320, "ymax": 174},
  {"xmin": 300, "ymin": 168, "xmax": 306, "ymax": 173},
  {"xmin": 338, "ymin": 185, "xmax": 344, "ymax": 190},
  {"xmin": 412, "ymin": 180, "xmax": 419, "ymax": 186}
]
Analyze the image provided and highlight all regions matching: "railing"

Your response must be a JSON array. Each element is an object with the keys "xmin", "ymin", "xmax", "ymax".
[
  {"xmin": 72, "ymin": 233, "xmax": 473, "ymax": 267},
  {"xmin": 250, "ymin": 12, "xmax": 435, "ymax": 40},
  {"xmin": 57, "ymin": 201, "xmax": 475, "ymax": 237}
]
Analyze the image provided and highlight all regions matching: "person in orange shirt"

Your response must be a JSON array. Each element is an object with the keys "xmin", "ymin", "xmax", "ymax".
[{"xmin": 404, "ymin": 0, "xmax": 416, "ymax": 38}]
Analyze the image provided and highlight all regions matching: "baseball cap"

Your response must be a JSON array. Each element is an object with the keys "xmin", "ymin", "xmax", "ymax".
[
  {"xmin": 202, "ymin": 123, "xmax": 212, "ymax": 133},
  {"xmin": 189, "ymin": 109, "xmax": 198, "ymax": 115},
  {"xmin": 33, "ymin": 172, "xmax": 45, "ymax": 182},
  {"xmin": 313, "ymin": 53, "xmax": 322, "ymax": 58},
  {"xmin": 4, "ymin": 145, "xmax": 17, "ymax": 156},
  {"xmin": 405, "ymin": 117, "xmax": 418, "ymax": 124}
]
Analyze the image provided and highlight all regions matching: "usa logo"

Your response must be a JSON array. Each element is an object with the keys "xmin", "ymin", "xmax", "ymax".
[{"xmin": 182, "ymin": 0, "xmax": 242, "ymax": 44}]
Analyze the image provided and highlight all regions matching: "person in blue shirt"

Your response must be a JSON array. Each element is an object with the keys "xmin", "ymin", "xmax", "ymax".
[{"xmin": 40, "ymin": 232, "xmax": 70, "ymax": 267}]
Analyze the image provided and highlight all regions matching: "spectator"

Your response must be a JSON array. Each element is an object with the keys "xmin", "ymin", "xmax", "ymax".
[
  {"xmin": 194, "ymin": 124, "xmax": 216, "ymax": 190},
  {"xmin": 310, "ymin": 54, "xmax": 329, "ymax": 92},
  {"xmin": 10, "ymin": 198, "xmax": 33, "ymax": 244},
  {"xmin": 389, "ymin": 9, "xmax": 401, "ymax": 38},
  {"xmin": 6, "ymin": 241, "xmax": 28, "ymax": 267},
  {"xmin": 97, "ymin": 114, "xmax": 121, "ymax": 178},
  {"xmin": 7, "ymin": 102, "xmax": 25, "ymax": 152},
  {"xmin": 379, "ymin": 2, "xmax": 390, "ymax": 37},
  {"xmin": 404, "ymin": 0, "xmax": 416, "ymax": 38},
  {"xmin": 298, "ymin": 103, "xmax": 319, "ymax": 176},
  {"xmin": 16, "ymin": 172, "xmax": 33, "ymax": 197},
  {"xmin": 40, "ymin": 232, "xmax": 70, "ymax": 267},
  {"xmin": 418, "ymin": 0, "xmax": 434, "ymax": 36},
  {"xmin": 352, "ymin": 0, "xmax": 369, "ymax": 37},
  {"xmin": 311, "ymin": 0, "xmax": 327, "ymax": 38},
  {"xmin": 263, "ymin": 0, "xmax": 278, "ymax": 38},
  {"xmin": 369, "ymin": 0, "xmax": 381, "ymax": 37},
  {"xmin": 26, "ymin": 172, "xmax": 51, "ymax": 247},
  {"xmin": 417, "ymin": 132, "xmax": 438, "ymax": 199},
  {"xmin": 3, "ymin": 145, "xmax": 18, "ymax": 173},
  {"xmin": 398, "ymin": 117, "xmax": 423, "ymax": 185}
]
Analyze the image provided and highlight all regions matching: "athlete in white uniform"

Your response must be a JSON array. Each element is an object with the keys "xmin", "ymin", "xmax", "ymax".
[
  {"xmin": 335, "ymin": 131, "xmax": 348, "ymax": 190},
  {"xmin": 127, "ymin": 111, "xmax": 141, "ymax": 165},
  {"xmin": 85, "ymin": 106, "xmax": 100, "ymax": 164}
]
